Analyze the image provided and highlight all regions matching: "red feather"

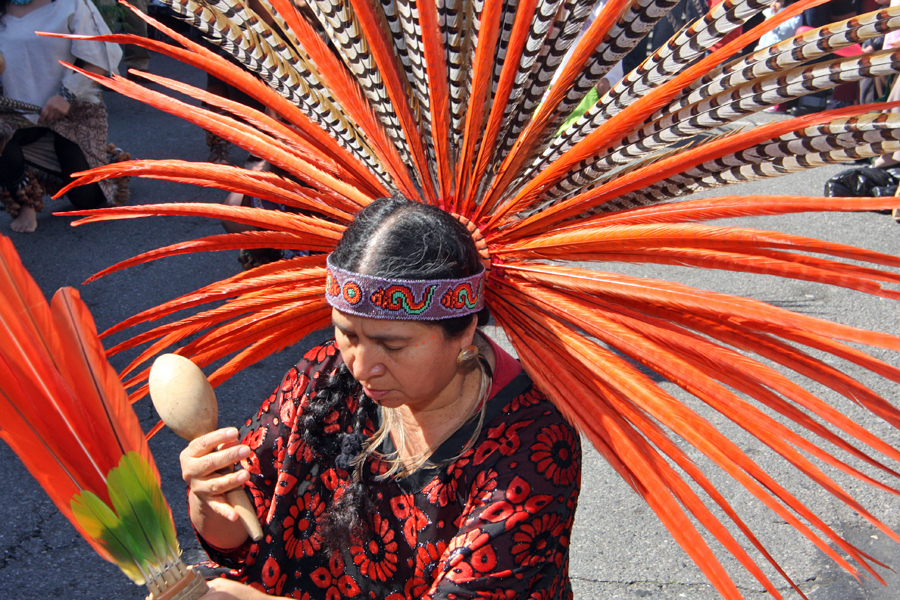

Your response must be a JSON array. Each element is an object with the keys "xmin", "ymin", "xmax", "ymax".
[
  {"xmin": 66, "ymin": 203, "xmax": 345, "ymax": 237},
  {"xmin": 60, "ymin": 160, "xmax": 358, "ymax": 219},
  {"xmin": 497, "ymin": 101, "xmax": 900, "ymax": 237},
  {"xmin": 98, "ymin": 255, "xmax": 326, "ymax": 336},
  {"xmin": 58, "ymin": 63, "xmax": 377, "ymax": 207},
  {"xmin": 481, "ymin": 0, "xmax": 835, "ymax": 226},
  {"xmin": 417, "ymin": 0, "xmax": 452, "ymax": 202},
  {"xmin": 460, "ymin": 0, "xmax": 537, "ymax": 215},
  {"xmin": 45, "ymin": 29, "xmax": 384, "ymax": 197},
  {"xmin": 502, "ymin": 261, "xmax": 900, "ymax": 350},
  {"xmin": 0, "ymin": 236, "xmax": 162, "ymax": 562}
]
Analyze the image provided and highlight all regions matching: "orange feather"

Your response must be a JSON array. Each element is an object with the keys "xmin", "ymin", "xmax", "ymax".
[
  {"xmin": 60, "ymin": 160, "xmax": 357, "ymax": 220},
  {"xmin": 493, "ymin": 284, "xmax": 887, "ymax": 582},
  {"xmin": 502, "ymin": 261, "xmax": 900, "ymax": 350},
  {"xmin": 416, "ymin": 0, "xmax": 452, "ymax": 203},
  {"xmin": 66, "ymin": 203, "xmax": 345, "ymax": 237},
  {"xmin": 60, "ymin": 64, "xmax": 376, "ymax": 207},
  {"xmin": 47, "ymin": 29, "xmax": 384, "ymax": 197},
  {"xmin": 98, "ymin": 256, "xmax": 326, "ymax": 336},
  {"xmin": 0, "ymin": 236, "xmax": 176, "ymax": 575},
  {"xmin": 460, "ymin": 0, "xmax": 537, "ymax": 215},
  {"xmin": 263, "ymin": 0, "xmax": 420, "ymax": 200}
]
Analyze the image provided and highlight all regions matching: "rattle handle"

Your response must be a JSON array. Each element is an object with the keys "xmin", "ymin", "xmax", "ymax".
[
  {"xmin": 226, "ymin": 487, "xmax": 264, "ymax": 541},
  {"xmin": 211, "ymin": 431, "xmax": 262, "ymax": 542}
]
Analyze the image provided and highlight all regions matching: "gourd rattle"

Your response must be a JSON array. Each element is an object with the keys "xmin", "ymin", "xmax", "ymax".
[{"xmin": 148, "ymin": 354, "xmax": 263, "ymax": 541}]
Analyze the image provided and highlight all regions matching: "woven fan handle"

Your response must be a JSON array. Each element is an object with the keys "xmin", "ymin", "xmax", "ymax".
[{"xmin": 148, "ymin": 561, "xmax": 208, "ymax": 600}]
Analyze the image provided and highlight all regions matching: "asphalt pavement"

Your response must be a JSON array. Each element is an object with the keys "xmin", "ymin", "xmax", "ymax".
[{"xmin": 0, "ymin": 53, "xmax": 899, "ymax": 600}]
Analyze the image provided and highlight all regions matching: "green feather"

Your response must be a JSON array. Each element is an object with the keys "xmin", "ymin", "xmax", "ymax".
[
  {"xmin": 71, "ymin": 489, "xmax": 148, "ymax": 584},
  {"xmin": 107, "ymin": 452, "xmax": 179, "ymax": 570},
  {"xmin": 71, "ymin": 452, "xmax": 179, "ymax": 585}
]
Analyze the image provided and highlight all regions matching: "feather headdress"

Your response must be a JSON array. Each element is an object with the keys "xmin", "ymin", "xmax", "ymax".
[
  {"xmin": 46, "ymin": 0, "xmax": 900, "ymax": 596},
  {"xmin": 0, "ymin": 236, "xmax": 205, "ymax": 600}
]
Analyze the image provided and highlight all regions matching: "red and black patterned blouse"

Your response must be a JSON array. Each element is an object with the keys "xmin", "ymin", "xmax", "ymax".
[{"xmin": 200, "ymin": 339, "xmax": 582, "ymax": 599}]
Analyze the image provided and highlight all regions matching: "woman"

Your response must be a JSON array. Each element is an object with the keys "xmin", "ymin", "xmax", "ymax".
[
  {"xmin": 0, "ymin": 0, "xmax": 124, "ymax": 233},
  {"xmin": 183, "ymin": 195, "xmax": 582, "ymax": 599}
]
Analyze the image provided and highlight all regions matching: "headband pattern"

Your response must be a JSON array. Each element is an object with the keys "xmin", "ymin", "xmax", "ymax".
[{"xmin": 325, "ymin": 255, "xmax": 485, "ymax": 320}]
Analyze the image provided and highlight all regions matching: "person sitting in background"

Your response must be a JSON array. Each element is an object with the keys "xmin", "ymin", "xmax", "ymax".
[{"xmin": 0, "ymin": 0, "xmax": 126, "ymax": 233}]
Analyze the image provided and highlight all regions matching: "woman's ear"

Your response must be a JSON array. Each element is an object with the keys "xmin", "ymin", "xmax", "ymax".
[{"xmin": 461, "ymin": 314, "xmax": 479, "ymax": 348}]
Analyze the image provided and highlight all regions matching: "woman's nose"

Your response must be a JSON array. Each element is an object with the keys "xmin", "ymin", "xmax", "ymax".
[{"xmin": 347, "ymin": 345, "xmax": 385, "ymax": 381}]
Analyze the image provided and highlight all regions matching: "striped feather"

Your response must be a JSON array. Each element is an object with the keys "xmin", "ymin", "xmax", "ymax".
[
  {"xmin": 497, "ymin": 101, "xmax": 899, "ymax": 238},
  {"xmin": 304, "ymin": 0, "xmax": 414, "ymax": 165},
  {"xmin": 516, "ymin": 0, "xmax": 827, "ymax": 198},
  {"xmin": 491, "ymin": 0, "xmax": 594, "ymax": 168},
  {"xmin": 162, "ymin": 0, "xmax": 396, "ymax": 191},
  {"xmin": 537, "ymin": 48, "xmax": 900, "ymax": 203},
  {"xmin": 441, "ymin": 0, "xmax": 468, "ymax": 149}
]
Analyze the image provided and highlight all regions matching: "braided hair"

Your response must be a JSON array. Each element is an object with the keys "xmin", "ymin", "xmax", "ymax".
[{"xmin": 309, "ymin": 195, "xmax": 489, "ymax": 549}]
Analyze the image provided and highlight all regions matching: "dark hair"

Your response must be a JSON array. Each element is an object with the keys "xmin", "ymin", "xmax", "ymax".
[
  {"xmin": 308, "ymin": 195, "xmax": 490, "ymax": 548},
  {"xmin": 329, "ymin": 193, "xmax": 490, "ymax": 333}
]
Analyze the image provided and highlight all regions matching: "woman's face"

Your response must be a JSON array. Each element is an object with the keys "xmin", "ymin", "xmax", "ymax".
[{"xmin": 332, "ymin": 308, "xmax": 475, "ymax": 413}]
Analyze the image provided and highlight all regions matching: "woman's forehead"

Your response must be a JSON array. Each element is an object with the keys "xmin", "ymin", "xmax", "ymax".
[{"xmin": 331, "ymin": 308, "xmax": 439, "ymax": 340}]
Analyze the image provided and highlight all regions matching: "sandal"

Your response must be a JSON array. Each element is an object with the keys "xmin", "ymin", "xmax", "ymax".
[{"xmin": 107, "ymin": 144, "xmax": 132, "ymax": 206}]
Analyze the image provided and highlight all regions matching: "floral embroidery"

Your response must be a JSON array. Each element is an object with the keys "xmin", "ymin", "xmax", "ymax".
[
  {"xmin": 310, "ymin": 554, "xmax": 360, "ymax": 598},
  {"xmin": 283, "ymin": 492, "xmax": 325, "ymax": 558},
  {"xmin": 389, "ymin": 494, "xmax": 429, "ymax": 548},
  {"xmin": 350, "ymin": 514, "xmax": 399, "ymax": 581},
  {"xmin": 259, "ymin": 555, "xmax": 287, "ymax": 595},
  {"xmin": 422, "ymin": 470, "xmax": 457, "ymax": 507},
  {"xmin": 404, "ymin": 541, "xmax": 446, "ymax": 598},
  {"xmin": 274, "ymin": 472, "xmax": 298, "ymax": 497},
  {"xmin": 304, "ymin": 342, "xmax": 337, "ymax": 363},
  {"xmin": 511, "ymin": 513, "xmax": 566, "ymax": 567},
  {"xmin": 479, "ymin": 476, "xmax": 554, "ymax": 529},
  {"xmin": 531, "ymin": 425, "xmax": 579, "ymax": 486}
]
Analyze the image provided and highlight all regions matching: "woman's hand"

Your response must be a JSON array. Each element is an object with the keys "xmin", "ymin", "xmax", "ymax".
[
  {"xmin": 202, "ymin": 578, "xmax": 274, "ymax": 600},
  {"xmin": 38, "ymin": 95, "xmax": 70, "ymax": 124},
  {"xmin": 182, "ymin": 427, "xmax": 251, "ymax": 520},
  {"xmin": 182, "ymin": 427, "xmax": 253, "ymax": 549}
]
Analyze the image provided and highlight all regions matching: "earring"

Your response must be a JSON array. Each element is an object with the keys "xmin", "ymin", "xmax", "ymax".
[{"xmin": 456, "ymin": 344, "xmax": 479, "ymax": 368}]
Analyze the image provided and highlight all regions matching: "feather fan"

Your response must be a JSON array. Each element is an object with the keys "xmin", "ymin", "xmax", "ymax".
[
  {"xmin": 0, "ymin": 236, "xmax": 205, "ymax": 600},
  {"xmin": 34, "ymin": 0, "xmax": 900, "ymax": 595}
]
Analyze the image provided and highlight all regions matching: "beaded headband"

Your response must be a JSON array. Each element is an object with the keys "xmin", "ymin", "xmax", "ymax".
[{"xmin": 325, "ymin": 254, "xmax": 486, "ymax": 320}]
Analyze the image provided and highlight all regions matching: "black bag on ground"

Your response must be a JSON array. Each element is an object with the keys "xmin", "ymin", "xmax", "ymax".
[{"xmin": 823, "ymin": 167, "xmax": 899, "ymax": 197}]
